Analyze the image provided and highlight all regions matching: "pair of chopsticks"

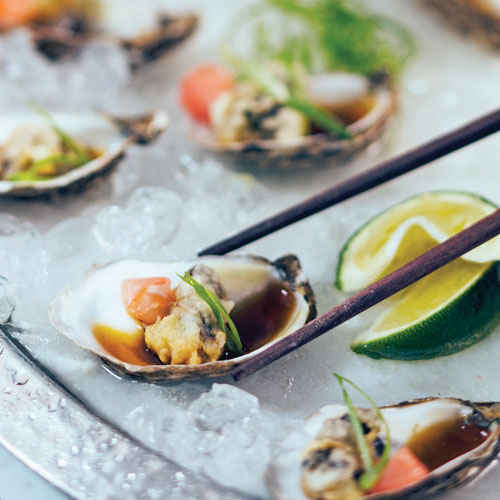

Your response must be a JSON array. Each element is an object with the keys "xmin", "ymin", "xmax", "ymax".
[{"xmin": 198, "ymin": 108, "xmax": 500, "ymax": 381}]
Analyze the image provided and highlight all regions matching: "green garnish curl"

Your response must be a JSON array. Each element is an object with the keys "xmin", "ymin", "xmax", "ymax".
[
  {"xmin": 30, "ymin": 102, "xmax": 91, "ymax": 164},
  {"xmin": 8, "ymin": 154, "xmax": 86, "ymax": 182},
  {"xmin": 334, "ymin": 373, "xmax": 391, "ymax": 490},
  {"xmin": 235, "ymin": 0, "xmax": 414, "ymax": 78},
  {"xmin": 178, "ymin": 273, "xmax": 243, "ymax": 355}
]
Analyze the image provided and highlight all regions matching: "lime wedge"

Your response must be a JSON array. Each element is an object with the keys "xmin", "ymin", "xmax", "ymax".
[
  {"xmin": 336, "ymin": 191, "xmax": 500, "ymax": 292},
  {"xmin": 336, "ymin": 191, "xmax": 500, "ymax": 360}
]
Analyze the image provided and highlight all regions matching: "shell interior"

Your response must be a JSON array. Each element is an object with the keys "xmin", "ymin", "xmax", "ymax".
[
  {"xmin": 269, "ymin": 398, "xmax": 500, "ymax": 500},
  {"xmin": 48, "ymin": 255, "xmax": 315, "ymax": 380}
]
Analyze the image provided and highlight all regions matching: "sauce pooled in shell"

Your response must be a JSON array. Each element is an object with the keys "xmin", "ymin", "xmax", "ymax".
[{"xmin": 92, "ymin": 275, "xmax": 296, "ymax": 366}]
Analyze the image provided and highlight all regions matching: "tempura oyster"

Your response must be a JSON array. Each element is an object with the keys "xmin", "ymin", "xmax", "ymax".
[
  {"xmin": 143, "ymin": 265, "xmax": 233, "ymax": 365},
  {"xmin": 187, "ymin": 68, "xmax": 396, "ymax": 169},
  {"xmin": 210, "ymin": 82, "xmax": 309, "ymax": 144},
  {"xmin": 301, "ymin": 408, "xmax": 383, "ymax": 500},
  {"xmin": 49, "ymin": 254, "xmax": 316, "ymax": 381},
  {"xmin": 269, "ymin": 398, "xmax": 500, "ymax": 499}
]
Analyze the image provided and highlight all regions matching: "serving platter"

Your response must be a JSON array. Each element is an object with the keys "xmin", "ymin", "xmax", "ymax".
[{"xmin": 1, "ymin": 1, "xmax": 500, "ymax": 499}]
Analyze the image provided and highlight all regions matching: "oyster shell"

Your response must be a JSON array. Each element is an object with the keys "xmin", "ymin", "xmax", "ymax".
[
  {"xmin": 0, "ymin": 109, "xmax": 168, "ymax": 198},
  {"xmin": 422, "ymin": 0, "xmax": 500, "ymax": 49},
  {"xmin": 48, "ymin": 254, "xmax": 316, "ymax": 381},
  {"xmin": 268, "ymin": 397, "xmax": 500, "ymax": 499},
  {"xmin": 121, "ymin": 14, "xmax": 198, "ymax": 71},
  {"xmin": 11, "ymin": 11, "xmax": 198, "ymax": 67},
  {"xmin": 190, "ymin": 74, "xmax": 396, "ymax": 170}
]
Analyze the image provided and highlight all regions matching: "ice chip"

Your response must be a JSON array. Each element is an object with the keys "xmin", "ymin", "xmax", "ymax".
[
  {"xmin": 127, "ymin": 186, "xmax": 182, "ymax": 243},
  {"xmin": 92, "ymin": 205, "xmax": 156, "ymax": 255},
  {"xmin": 44, "ymin": 217, "xmax": 97, "ymax": 259},
  {"xmin": 188, "ymin": 384, "xmax": 260, "ymax": 432}
]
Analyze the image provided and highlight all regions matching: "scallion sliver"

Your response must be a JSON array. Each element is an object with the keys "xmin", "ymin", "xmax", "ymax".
[
  {"xmin": 178, "ymin": 273, "xmax": 243, "ymax": 355},
  {"xmin": 334, "ymin": 373, "xmax": 392, "ymax": 490}
]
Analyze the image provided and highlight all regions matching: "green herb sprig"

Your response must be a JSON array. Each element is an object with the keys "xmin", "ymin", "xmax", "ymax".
[
  {"xmin": 30, "ymin": 102, "xmax": 91, "ymax": 164},
  {"xmin": 245, "ymin": 0, "xmax": 414, "ymax": 77},
  {"xmin": 7, "ymin": 154, "xmax": 85, "ymax": 181},
  {"xmin": 334, "ymin": 373, "xmax": 391, "ymax": 490},
  {"xmin": 178, "ymin": 272, "xmax": 243, "ymax": 355}
]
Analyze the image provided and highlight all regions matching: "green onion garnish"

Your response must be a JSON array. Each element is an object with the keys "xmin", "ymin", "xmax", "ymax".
[
  {"xmin": 248, "ymin": 0, "xmax": 414, "ymax": 78},
  {"xmin": 287, "ymin": 95, "xmax": 350, "ymax": 139},
  {"xmin": 7, "ymin": 154, "xmax": 88, "ymax": 182},
  {"xmin": 334, "ymin": 373, "xmax": 391, "ymax": 490},
  {"xmin": 178, "ymin": 272, "xmax": 243, "ymax": 355}
]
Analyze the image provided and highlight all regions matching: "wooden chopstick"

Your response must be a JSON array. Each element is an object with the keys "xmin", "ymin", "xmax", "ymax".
[
  {"xmin": 231, "ymin": 208, "xmax": 500, "ymax": 381},
  {"xmin": 199, "ymin": 108, "xmax": 500, "ymax": 257}
]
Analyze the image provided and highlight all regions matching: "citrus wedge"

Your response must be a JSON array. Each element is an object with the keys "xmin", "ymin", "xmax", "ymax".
[
  {"xmin": 336, "ymin": 191, "xmax": 500, "ymax": 292},
  {"xmin": 336, "ymin": 191, "xmax": 500, "ymax": 360}
]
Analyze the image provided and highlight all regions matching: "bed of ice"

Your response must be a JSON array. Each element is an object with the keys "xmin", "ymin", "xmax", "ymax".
[{"xmin": 1, "ymin": 0, "xmax": 500, "ymax": 498}]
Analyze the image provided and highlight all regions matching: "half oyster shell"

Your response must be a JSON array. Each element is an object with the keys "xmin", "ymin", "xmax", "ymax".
[
  {"xmin": 48, "ymin": 254, "xmax": 316, "ymax": 381},
  {"xmin": 422, "ymin": 0, "xmax": 500, "ymax": 49},
  {"xmin": 191, "ymin": 74, "xmax": 396, "ymax": 170},
  {"xmin": 268, "ymin": 397, "xmax": 500, "ymax": 499},
  {"xmin": 0, "ymin": 109, "xmax": 168, "ymax": 198},
  {"xmin": 8, "ymin": 12, "xmax": 198, "ymax": 67},
  {"xmin": 121, "ymin": 14, "xmax": 198, "ymax": 71}
]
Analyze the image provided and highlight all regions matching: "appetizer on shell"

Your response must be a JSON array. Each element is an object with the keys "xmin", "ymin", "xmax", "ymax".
[
  {"xmin": 0, "ymin": 109, "xmax": 168, "ymax": 197},
  {"xmin": 0, "ymin": 0, "xmax": 197, "ymax": 67},
  {"xmin": 180, "ymin": 0, "xmax": 411, "ymax": 169},
  {"xmin": 48, "ymin": 254, "xmax": 316, "ymax": 381},
  {"xmin": 269, "ymin": 397, "xmax": 500, "ymax": 499},
  {"xmin": 184, "ymin": 69, "xmax": 396, "ymax": 168},
  {"xmin": 422, "ymin": 0, "xmax": 500, "ymax": 49}
]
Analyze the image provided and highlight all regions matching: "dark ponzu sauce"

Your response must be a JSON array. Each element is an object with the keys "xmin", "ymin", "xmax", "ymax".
[
  {"xmin": 93, "ymin": 277, "xmax": 296, "ymax": 365},
  {"xmin": 310, "ymin": 95, "xmax": 376, "ymax": 134},
  {"xmin": 407, "ymin": 415, "xmax": 490, "ymax": 471},
  {"xmin": 223, "ymin": 278, "xmax": 296, "ymax": 359}
]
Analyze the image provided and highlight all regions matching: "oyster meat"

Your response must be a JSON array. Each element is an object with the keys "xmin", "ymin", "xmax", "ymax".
[
  {"xmin": 48, "ymin": 254, "xmax": 316, "ymax": 381},
  {"xmin": 269, "ymin": 398, "xmax": 500, "ymax": 499},
  {"xmin": 143, "ymin": 264, "xmax": 233, "ymax": 365},
  {"xmin": 0, "ymin": 109, "xmax": 168, "ymax": 197},
  {"xmin": 210, "ymin": 83, "xmax": 309, "ymax": 144},
  {"xmin": 0, "ymin": 123, "xmax": 100, "ymax": 181},
  {"xmin": 192, "ymin": 71, "xmax": 396, "ymax": 169}
]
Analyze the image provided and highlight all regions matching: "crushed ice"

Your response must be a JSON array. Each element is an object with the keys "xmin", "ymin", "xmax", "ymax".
[
  {"xmin": 0, "ymin": 30, "xmax": 130, "ymax": 110},
  {"xmin": 0, "ymin": 141, "xmax": 300, "ymax": 494},
  {"xmin": 2, "ymin": 1, "xmax": 500, "ymax": 499}
]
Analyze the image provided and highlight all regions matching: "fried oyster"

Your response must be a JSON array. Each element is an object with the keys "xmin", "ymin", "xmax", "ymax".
[
  {"xmin": 301, "ymin": 409, "xmax": 382, "ymax": 500},
  {"xmin": 144, "ymin": 264, "xmax": 234, "ymax": 365}
]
